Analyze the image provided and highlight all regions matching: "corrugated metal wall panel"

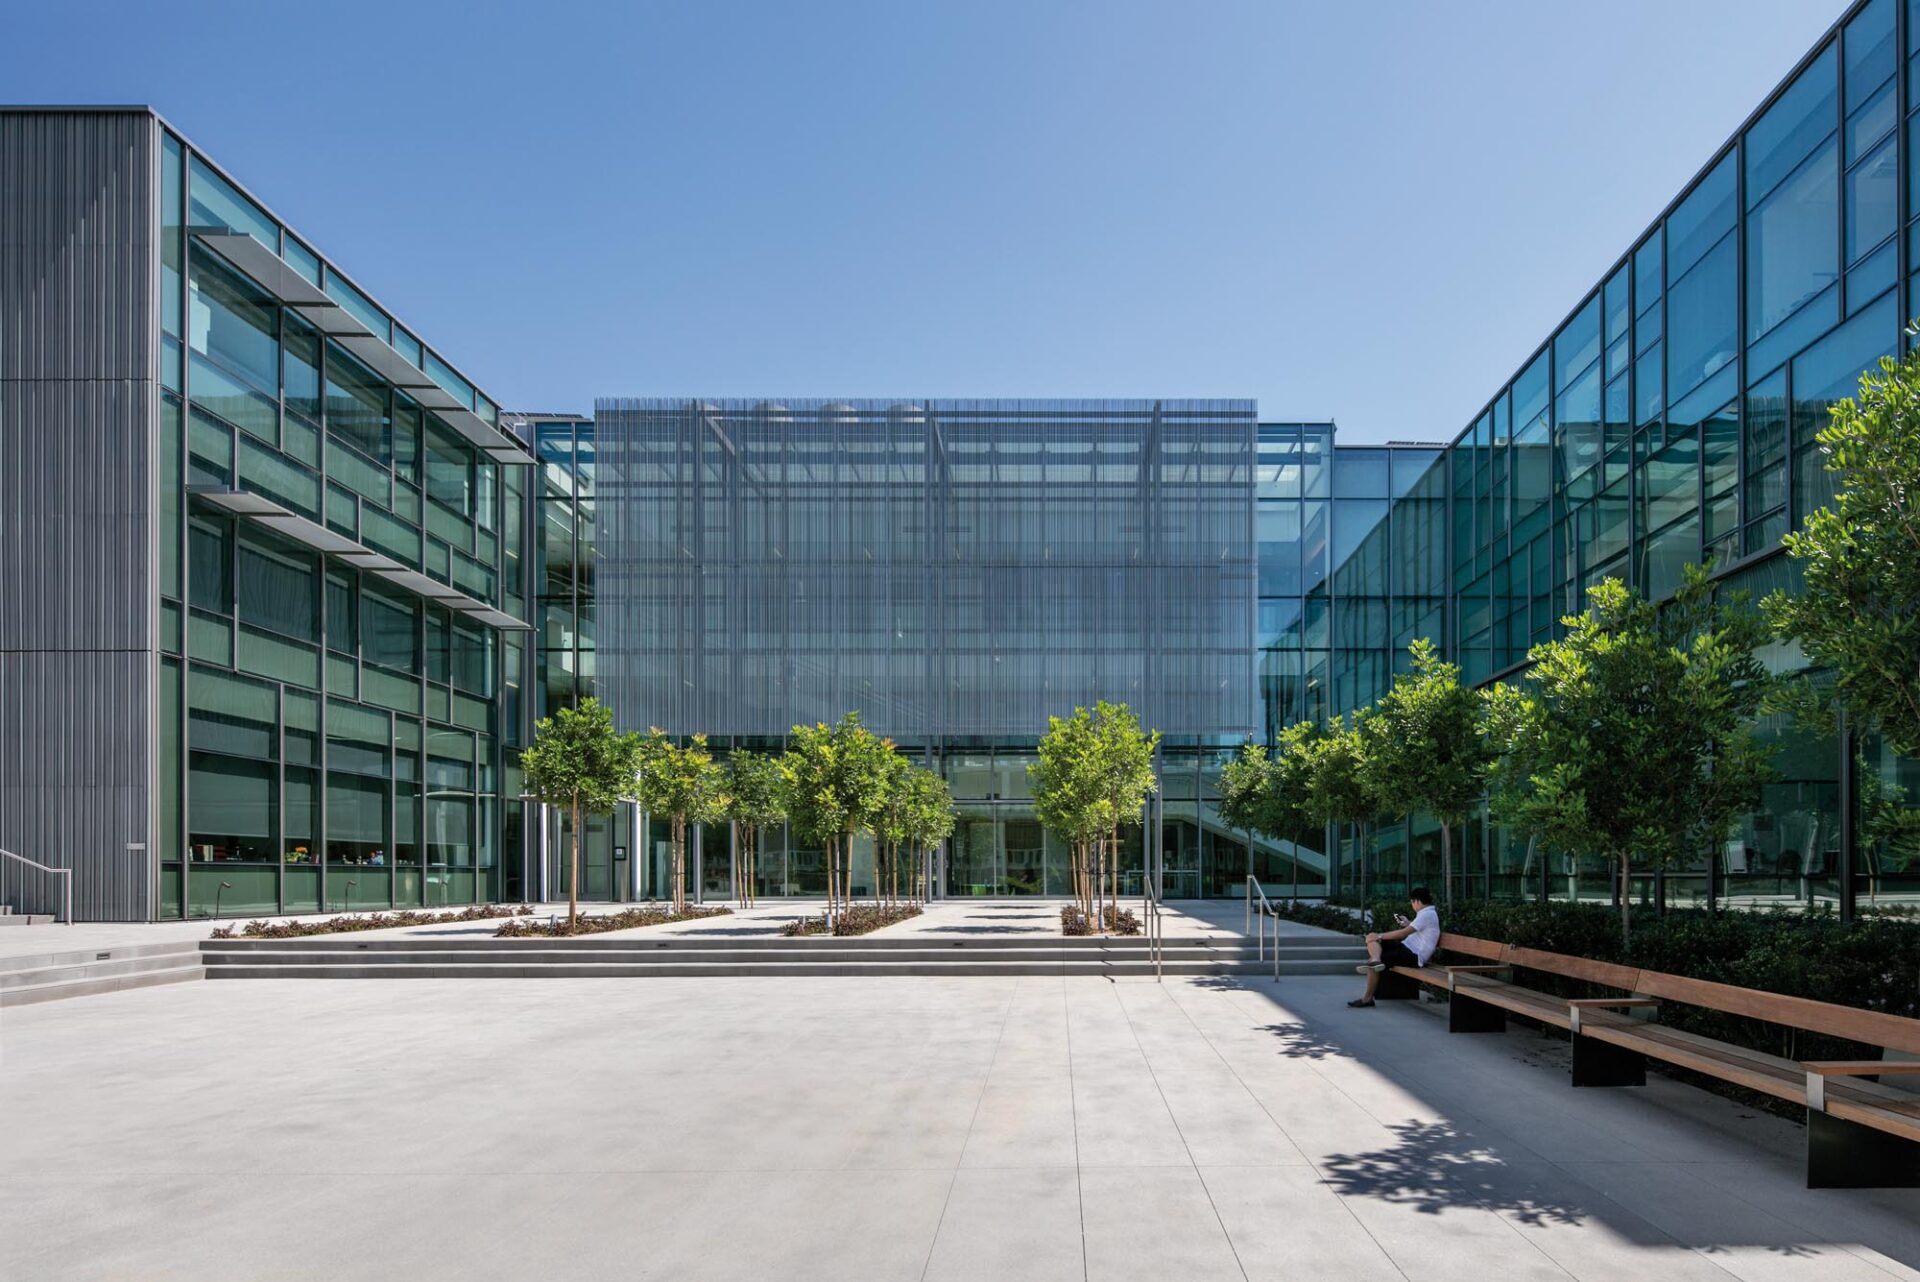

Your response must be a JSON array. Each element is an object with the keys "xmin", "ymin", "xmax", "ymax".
[{"xmin": 0, "ymin": 110, "xmax": 157, "ymax": 920}]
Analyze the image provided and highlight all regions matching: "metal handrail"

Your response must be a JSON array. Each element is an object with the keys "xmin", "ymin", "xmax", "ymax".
[
  {"xmin": 1142, "ymin": 866, "xmax": 1164, "ymax": 982},
  {"xmin": 0, "ymin": 847, "xmax": 72, "ymax": 924},
  {"xmin": 1245, "ymin": 876, "xmax": 1280, "ymax": 982}
]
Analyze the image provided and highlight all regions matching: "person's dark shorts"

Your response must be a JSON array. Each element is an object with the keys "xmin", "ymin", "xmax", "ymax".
[{"xmin": 1378, "ymin": 938, "xmax": 1418, "ymax": 968}]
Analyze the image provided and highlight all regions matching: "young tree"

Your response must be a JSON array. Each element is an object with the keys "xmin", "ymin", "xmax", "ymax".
[
  {"xmin": 633, "ymin": 728, "xmax": 727, "ymax": 914},
  {"xmin": 1485, "ymin": 571, "xmax": 1776, "ymax": 949},
  {"xmin": 724, "ymin": 751, "xmax": 785, "ymax": 907},
  {"xmin": 777, "ymin": 713, "xmax": 896, "ymax": 923},
  {"xmin": 780, "ymin": 720, "xmax": 851, "ymax": 924},
  {"xmin": 1090, "ymin": 700, "xmax": 1160, "ymax": 927},
  {"xmin": 1301, "ymin": 713, "xmax": 1385, "ymax": 897},
  {"xmin": 1763, "ymin": 338, "xmax": 1920, "ymax": 758},
  {"xmin": 519, "ymin": 698, "xmax": 642, "ymax": 931},
  {"xmin": 873, "ymin": 751, "xmax": 916, "ymax": 905},
  {"xmin": 902, "ymin": 766, "xmax": 955, "ymax": 903},
  {"xmin": 1032, "ymin": 707, "xmax": 1107, "ymax": 916},
  {"xmin": 1358, "ymin": 639, "xmax": 1493, "ymax": 906},
  {"xmin": 1219, "ymin": 738, "xmax": 1315, "ymax": 894}
]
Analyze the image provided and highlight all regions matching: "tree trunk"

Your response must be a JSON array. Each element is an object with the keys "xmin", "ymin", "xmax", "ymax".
[
  {"xmin": 825, "ymin": 834, "xmax": 837, "ymax": 929},
  {"xmin": 568, "ymin": 794, "xmax": 581, "ymax": 931},
  {"xmin": 1440, "ymin": 820, "xmax": 1453, "ymax": 908}
]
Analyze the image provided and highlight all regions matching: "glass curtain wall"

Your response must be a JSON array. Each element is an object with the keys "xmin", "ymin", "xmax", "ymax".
[
  {"xmin": 1293, "ymin": 0, "xmax": 1919, "ymax": 916},
  {"xmin": 156, "ymin": 131, "xmax": 524, "ymax": 918}
]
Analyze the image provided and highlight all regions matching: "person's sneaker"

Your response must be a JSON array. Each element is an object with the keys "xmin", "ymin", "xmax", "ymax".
[
  {"xmin": 1353, "ymin": 961, "xmax": 1385, "ymax": 974},
  {"xmin": 1347, "ymin": 998, "xmax": 1374, "ymax": 1008}
]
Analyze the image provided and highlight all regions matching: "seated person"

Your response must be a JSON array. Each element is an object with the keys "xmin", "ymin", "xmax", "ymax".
[{"xmin": 1348, "ymin": 886, "xmax": 1439, "ymax": 1008}]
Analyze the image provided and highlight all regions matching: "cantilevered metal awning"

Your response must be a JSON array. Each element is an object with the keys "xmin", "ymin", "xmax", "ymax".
[
  {"xmin": 189, "ymin": 229, "xmax": 529, "ymax": 466},
  {"xmin": 187, "ymin": 486, "xmax": 531, "ymax": 631}
]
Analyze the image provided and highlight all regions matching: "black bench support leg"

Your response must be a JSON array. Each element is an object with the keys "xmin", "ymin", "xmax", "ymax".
[
  {"xmin": 1375, "ymin": 970, "xmax": 1419, "ymax": 1001},
  {"xmin": 1448, "ymin": 992, "xmax": 1506, "ymax": 1033},
  {"xmin": 1571, "ymin": 1034, "xmax": 1645, "ymax": 1087},
  {"xmin": 1807, "ymin": 1110, "xmax": 1920, "ymax": 1189}
]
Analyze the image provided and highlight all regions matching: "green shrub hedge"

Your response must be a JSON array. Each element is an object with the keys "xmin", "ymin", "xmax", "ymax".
[{"xmin": 1275, "ymin": 897, "xmax": 1920, "ymax": 1069}]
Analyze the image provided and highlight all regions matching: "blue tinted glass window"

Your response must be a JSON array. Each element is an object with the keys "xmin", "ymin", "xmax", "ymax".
[
  {"xmin": 1747, "ymin": 138, "xmax": 1838, "ymax": 341},
  {"xmin": 187, "ymin": 156, "xmax": 277, "ymax": 250},
  {"xmin": 1332, "ymin": 449, "xmax": 1389, "ymax": 499},
  {"xmin": 1666, "ymin": 153, "xmax": 1736, "ymax": 280},
  {"xmin": 1512, "ymin": 351, "xmax": 1549, "ymax": 427},
  {"xmin": 1667, "ymin": 236, "xmax": 1737, "ymax": 400},
  {"xmin": 1845, "ymin": 0, "xmax": 1897, "ymax": 112},
  {"xmin": 323, "ymin": 270, "xmax": 389, "ymax": 342},
  {"xmin": 1745, "ymin": 45, "xmax": 1838, "ymax": 207},
  {"xmin": 1555, "ymin": 295, "xmax": 1602, "ymax": 385},
  {"xmin": 1603, "ymin": 267, "xmax": 1630, "ymax": 348},
  {"xmin": 1847, "ymin": 136, "xmax": 1898, "ymax": 262},
  {"xmin": 283, "ymin": 237, "xmax": 320, "ymax": 287},
  {"xmin": 426, "ymin": 351, "xmax": 475, "ymax": 411},
  {"xmin": 1635, "ymin": 344, "xmax": 1664, "ymax": 425},
  {"xmin": 1794, "ymin": 289, "xmax": 1897, "ymax": 403},
  {"xmin": 1847, "ymin": 79, "xmax": 1897, "ymax": 163},
  {"xmin": 1633, "ymin": 235, "xmax": 1662, "ymax": 317}
]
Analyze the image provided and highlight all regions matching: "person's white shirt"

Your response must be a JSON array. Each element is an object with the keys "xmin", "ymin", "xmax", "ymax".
[{"xmin": 1406, "ymin": 905, "xmax": 1441, "ymax": 966}]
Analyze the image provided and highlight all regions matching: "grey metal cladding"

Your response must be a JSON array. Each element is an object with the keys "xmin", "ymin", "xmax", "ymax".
[
  {"xmin": 596, "ymin": 398, "xmax": 1258, "ymax": 743},
  {"xmin": 0, "ymin": 109, "xmax": 156, "ymax": 920},
  {"xmin": 0, "ymin": 651, "xmax": 151, "ymax": 919},
  {"xmin": 0, "ymin": 111, "xmax": 154, "ymax": 381},
  {"xmin": 0, "ymin": 379, "xmax": 153, "ymax": 652}
]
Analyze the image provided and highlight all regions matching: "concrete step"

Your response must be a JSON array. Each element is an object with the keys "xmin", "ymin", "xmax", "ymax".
[
  {"xmin": 0, "ymin": 940, "xmax": 202, "ymax": 975},
  {"xmin": 204, "ymin": 958, "xmax": 1354, "ymax": 979},
  {"xmin": 0, "ymin": 960, "xmax": 205, "ymax": 1007},
  {"xmin": 0, "ymin": 949, "xmax": 212, "ymax": 990},
  {"xmin": 0, "ymin": 913, "xmax": 56, "ymax": 927}
]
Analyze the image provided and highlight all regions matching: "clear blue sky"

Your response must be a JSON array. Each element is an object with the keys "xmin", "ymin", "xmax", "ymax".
[{"xmin": 6, "ymin": 2, "xmax": 1845, "ymax": 442}]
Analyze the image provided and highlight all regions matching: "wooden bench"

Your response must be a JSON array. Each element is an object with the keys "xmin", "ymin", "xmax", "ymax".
[{"xmin": 1376, "ymin": 931, "xmax": 1920, "ymax": 1188}]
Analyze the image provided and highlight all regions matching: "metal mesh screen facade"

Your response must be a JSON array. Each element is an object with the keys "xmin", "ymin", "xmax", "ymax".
[{"xmin": 596, "ymin": 399, "xmax": 1257, "ymax": 743}]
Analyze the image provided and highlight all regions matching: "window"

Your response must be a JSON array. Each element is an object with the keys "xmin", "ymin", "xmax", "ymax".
[
  {"xmin": 187, "ymin": 250, "xmax": 277, "ymax": 395},
  {"xmin": 325, "ymin": 342, "xmax": 390, "ymax": 463},
  {"xmin": 188, "ymin": 155, "xmax": 277, "ymax": 250},
  {"xmin": 1555, "ymin": 296, "xmax": 1601, "ymax": 386},
  {"xmin": 1666, "ymin": 153, "xmax": 1736, "ymax": 280},
  {"xmin": 236, "ymin": 532, "xmax": 318, "ymax": 642},
  {"xmin": 1746, "ymin": 45, "xmax": 1838, "ymax": 207},
  {"xmin": 1747, "ymin": 140, "xmax": 1839, "ymax": 341},
  {"xmin": 1847, "ymin": 137, "xmax": 1898, "ymax": 263},
  {"xmin": 1667, "ymin": 236, "xmax": 1737, "ymax": 400},
  {"xmin": 363, "ymin": 590, "xmax": 418, "ymax": 671},
  {"xmin": 189, "ymin": 516, "xmax": 232, "ymax": 614},
  {"xmin": 424, "ymin": 422, "xmax": 473, "ymax": 515}
]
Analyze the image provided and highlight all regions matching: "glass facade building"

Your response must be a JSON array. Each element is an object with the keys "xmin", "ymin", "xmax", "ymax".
[{"xmin": 3, "ymin": 0, "xmax": 1918, "ymax": 918}]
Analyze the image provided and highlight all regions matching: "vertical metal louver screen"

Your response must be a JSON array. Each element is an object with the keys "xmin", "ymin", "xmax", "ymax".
[{"xmin": 596, "ymin": 399, "xmax": 1257, "ymax": 743}]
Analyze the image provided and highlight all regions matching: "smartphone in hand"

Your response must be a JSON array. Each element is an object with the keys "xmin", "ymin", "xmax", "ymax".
[{"xmin": 1394, "ymin": 914, "xmax": 1408, "ymax": 927}]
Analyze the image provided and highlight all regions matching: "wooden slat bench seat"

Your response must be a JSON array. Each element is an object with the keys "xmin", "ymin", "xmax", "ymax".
[{"xmin": 1373, "ymin": 930, "xmax": 1920, "ymax": 1188}]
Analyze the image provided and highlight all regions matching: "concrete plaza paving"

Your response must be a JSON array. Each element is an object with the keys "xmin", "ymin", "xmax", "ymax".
[{"xmin": 3, "ymin": 973, "xmax": 1918, "ymax": 1282}]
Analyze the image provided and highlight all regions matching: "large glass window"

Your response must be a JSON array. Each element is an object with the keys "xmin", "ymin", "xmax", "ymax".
[
  {"xmin": 1847, "ymin": 136, "xmax": 1898, "ymax": 263},
  {"xmin": 1667, "ymin": 234, "xmax": 1737, "ymax": 400},
  {"xmin": 363, "ymin": 590, "xmax": 419, "ymax": 671},
  {"xmin": 188, "ymin": 155, "xmax": 277, "ymax": 250},
  {"xmin": 1747, "ymin": 140, "xmax": 1839, "ymax": 342},
  {"xmin": 325, "ymin": 342, "xmax": 390, "ymax": 463},
  {"xmin": 187, "ymin": 250, "xmax": 278, "ymax": 397},
  {"xmin": 1745, "ymin": 44, "xmax": 1838, "ymax": 206},
  {"xmin": 1666, "ymin": 153, "xmax": 1736, "ymax": 280},
  {"xmin": 236, "ymin": 532, "xmax": 318, "ymax": 642}
]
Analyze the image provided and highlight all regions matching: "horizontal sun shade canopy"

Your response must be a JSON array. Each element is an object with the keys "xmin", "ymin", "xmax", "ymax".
[
  {"xmin": 187, "ymin": 486, "xmax": 532, "ymax": 632},
  {"xmin": 189, "ymin": 229, "xmax": 529, "ymax": 466}
]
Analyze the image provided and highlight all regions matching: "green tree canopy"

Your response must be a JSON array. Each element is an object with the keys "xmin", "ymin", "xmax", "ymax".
[
  {"xmin": 633, "ymin": 728, "xmax": 727, "ymax": 912},
  {"xmin": 723, "ymin": 750, "xmax": 786, "ymax": 907},
  {"xmin": 1763, "ymin": 341, "xmax": 1920, "ymax": 757},
  {"xmin": 1357, "ymin": 638, "xmax": 1492, "ymax": 905},
  {"xmin": 777, "ymin": 712, "xmax": 896, "ymax": 915},
  {"xmin": 1485, "ymin": 571, "xmax": 1776, "ymax": 947},
  {"xmin": 518, "ymin": 698, "xmax": 642, "ymax": 928}
]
